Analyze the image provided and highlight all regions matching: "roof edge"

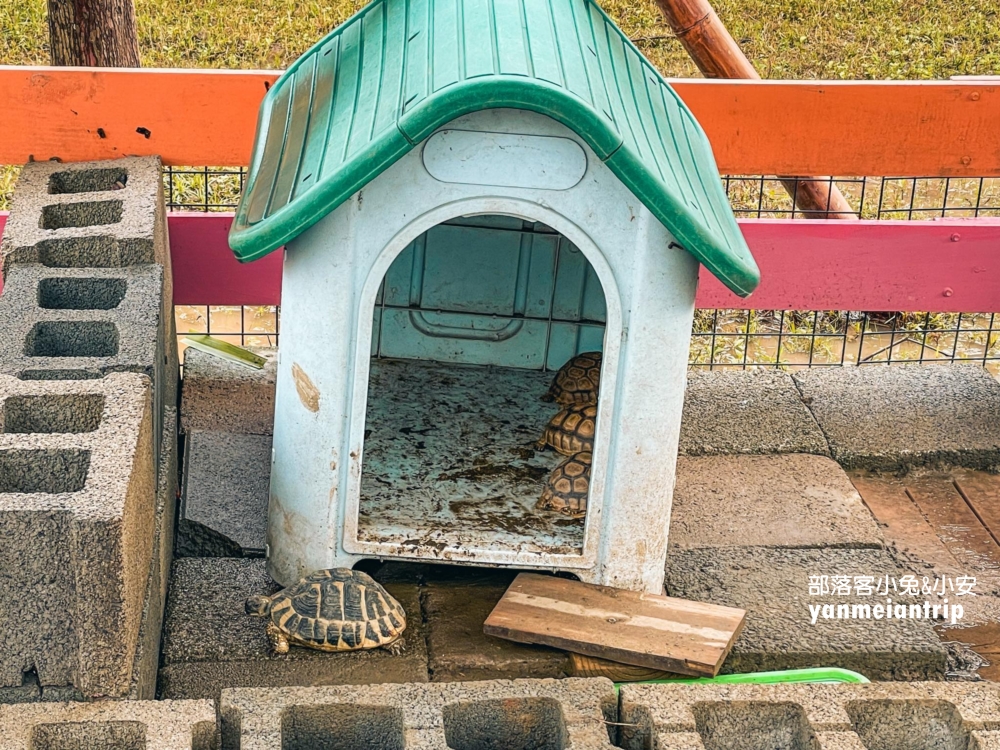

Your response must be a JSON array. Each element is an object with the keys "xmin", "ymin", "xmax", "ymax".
[{"xmin": 230, "ymin": 80, "xmax": 760, "ymax": 297}]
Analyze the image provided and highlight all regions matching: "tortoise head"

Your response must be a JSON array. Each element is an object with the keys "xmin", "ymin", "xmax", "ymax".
[{"xmin": 245, "ymin": 594, "xmax": 272, "ymax": 617}]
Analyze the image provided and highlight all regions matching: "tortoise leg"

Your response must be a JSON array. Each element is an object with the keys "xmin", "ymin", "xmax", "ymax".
[
  {"xmin": 383, "ymin": 637, "xmax": 406, "ymax": 656},
  {"xmin": 534, "ymin": 437, "xmax": 548, "ymax": 451},
  {"xmin": 267, "ymin": 623, "xmax": 289, "ymax": 655}
]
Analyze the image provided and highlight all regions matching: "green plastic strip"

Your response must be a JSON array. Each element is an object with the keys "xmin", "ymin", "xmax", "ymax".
[
  {"xmin": 614, "ymin": 667, "xmax": 870, "ymax": 692},
  {"xmin": 182, "ymin": 335, "xmax": 267, "ymax": 370}
]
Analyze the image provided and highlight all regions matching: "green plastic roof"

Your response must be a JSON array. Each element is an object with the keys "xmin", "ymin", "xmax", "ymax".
[{"xmin": 229, "ymin": 0, "xmax": 760, "ymax": 297}]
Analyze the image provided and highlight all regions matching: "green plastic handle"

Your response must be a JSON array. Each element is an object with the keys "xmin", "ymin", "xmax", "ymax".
[{"xmin": 614, "ymin": 667, "xmax": 870, "ymax": 691}]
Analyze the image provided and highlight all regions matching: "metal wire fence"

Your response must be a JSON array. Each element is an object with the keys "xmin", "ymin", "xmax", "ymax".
[{"xmin": 154, "ymin": 168, "xmax": 995, "ymax": 374}]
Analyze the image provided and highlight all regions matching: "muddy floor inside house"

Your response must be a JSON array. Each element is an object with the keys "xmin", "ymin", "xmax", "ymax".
[{"xmin": 358, "ymin": 358, "xmax": 584, "ymax": 557}]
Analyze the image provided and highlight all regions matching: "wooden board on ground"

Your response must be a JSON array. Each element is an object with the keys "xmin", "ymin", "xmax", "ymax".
[{"xmin": 483, "ymin": 573, "xmax": 746, "ymax": 677}]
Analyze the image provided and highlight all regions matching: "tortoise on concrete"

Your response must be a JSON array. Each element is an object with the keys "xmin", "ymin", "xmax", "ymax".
[
  {"xmin": 537, "ymin": 451, "xmax": 592, "ymax": 517},
  {"xmin": 542, "ymin": 351, "xmax": 602, "ymax": 405},
  {"xmin": 245, "ymin": 568, "xmax": 406, "ymax": 655},
  {"xmin": 536, "ymin": 402, "xmax": 596, "ymax": 456}
]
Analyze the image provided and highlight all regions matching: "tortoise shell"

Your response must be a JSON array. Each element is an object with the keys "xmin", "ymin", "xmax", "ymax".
[
  {"xmin": 254, "ymin": 568, "xmax": 405, "ymax": 652},
  {"xmin": 537, "ymin": 402, "xmax": 596, "ymax": 456},
  {"xmin": 537, "ymin": 451, "xmax": 591, "ymax": 517},
  {"xmin": 543, "ymin": 351, "xmax": 602, "ymax": 405}
]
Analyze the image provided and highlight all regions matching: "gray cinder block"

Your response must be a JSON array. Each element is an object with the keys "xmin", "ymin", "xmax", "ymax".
[
  {"xmin": 0, "ymin": 264, "xmax": 164, "ymax": 380},
  {"xmin": 1, "ymin": 157, "xmax": 169, "ymax": 280},
  {"xmin": 0, "ymin": 698, "xmax": 217, "ymax": 750},
  {"xmin": 0, "ymin": 373, "xmax": 156, "ymax": 698},
  {"xmin": 665, "ymin": 546, "xmax": 947, "ymax": 680},
  {"xmin": 618, "ymin": 681, "xmax": 1000, "ymax": 750},
  {"xmin": 180, "ymin": 346, "xmax": 276, "ymax": 435},
  {"xmin": 670, "ymin": 454, "xmax": 884, "ymax": 551},
  {"xmin": 680, "ymin": 369, "xmax": 830, "ymax": 456},
  {"xmin": 221, "ymin": 677, "xmax": 617, "ymax": 750},
  {"xmin": 158, "ymin": 558, "xmax": 428, "ymax": 700},
  {"xmin": 793, "ymin": 364, "xmax": 1000, "ymax": 471},
  {"xmin": 130, "ymin": 405, "xmax": 178, "ymax": 699},
  {"xmin": 0, "ymin": 156, "xmax": 177, "ymax": 474},
  {"xmin": 177, "ymin": 432, "xmax": 270, "ymax": 557}
]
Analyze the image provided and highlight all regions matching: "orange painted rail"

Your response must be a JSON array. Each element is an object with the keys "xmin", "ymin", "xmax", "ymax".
[{"xmin": 1, "ymin": 66, "xmax": 998, "ymax": 176}]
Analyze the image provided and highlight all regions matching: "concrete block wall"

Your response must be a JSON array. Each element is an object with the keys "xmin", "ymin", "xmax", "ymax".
[
  {"xmin": 0, "ymin": 698, "xmax": 217, "ymax": 750},
  {"xmin": 0, "ymin": 374, "xmax": 155, "ymax": 697},
  {"xmin": 0, "ymin": 157, "xmax": 179, "ymax": 701},
  {"xmin": 0, "ymin": 156, "xmax": 178, "ymax": 470},
  {"xmin": 618, "ymin": 680, "xmax": 1000, "ymax": 749},
  {"xmin": 220, "ymin": 678, "xmax": 618, "ymax": 750}
]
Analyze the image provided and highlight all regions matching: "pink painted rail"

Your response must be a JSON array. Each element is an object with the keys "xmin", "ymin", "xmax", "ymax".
[{"xmin": 1, "ymin": 212, "xmax": 997, "ymax": 312}]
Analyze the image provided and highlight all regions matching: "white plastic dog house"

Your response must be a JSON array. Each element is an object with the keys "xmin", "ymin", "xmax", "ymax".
[{"xmin": 230, "ymin": 0, "xmax": 760, "ymax": 594}]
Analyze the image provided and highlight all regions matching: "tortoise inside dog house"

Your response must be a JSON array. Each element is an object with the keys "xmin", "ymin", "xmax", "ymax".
[{"xmin": 229, "ymin": 0, "xmax": 760, "ymax": 594}]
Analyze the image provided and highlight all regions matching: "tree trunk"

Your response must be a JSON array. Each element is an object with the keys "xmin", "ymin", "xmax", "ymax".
[
  {"xmin": 48, "ymin": 0, "xmax": 140, "ymax": 67},
  {"xmin": 655, "ymin": 0, "xmax": 856, "ymax": 219}
]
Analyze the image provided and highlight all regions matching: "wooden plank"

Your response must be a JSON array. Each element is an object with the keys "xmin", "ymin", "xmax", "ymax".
[
  {"xmin": 1, "ymin": 67, "xmax": 999, "ymax": 176},
  {"xmin": 954, "ymin": 470, "xmax": 1000, "ymax": 548},
  {"xmin": 907, "ymin": 475, "xmax": 1000, "ymax": 573},
  {"xmin": 482, "ymin": 572, "xmax": 746, "ymax": 677},
  {"xmin": 0, "ymin": 67, "xmax": 279, "ymax": 168},
  {"xmin": 851, "ymin": 474, "xmax": 963, "ymax": 575},
  {"xmin": 1, "ymin": 212, "xmax": 998, "ymax": 311}
]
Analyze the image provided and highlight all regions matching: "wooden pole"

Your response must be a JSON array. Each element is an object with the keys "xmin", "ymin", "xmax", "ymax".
[
  {"xmin": 47, "ymin": 0, "xmax": 140, "ymax": 67},
  {"xmin": 654, "ymin": 0, "xmax": 856, "ymax": 219}
]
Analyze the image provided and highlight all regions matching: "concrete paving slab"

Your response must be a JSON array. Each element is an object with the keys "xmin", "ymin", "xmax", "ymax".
[
  {"xmin": 159, "ymin": 557, "xmax": 428, "ymax": 700},
  {"xmin": 221, "ymin": 677, "xmax": 617, "ymax": 750},
  {"xmin": 0, "ymin": 373, "xmax": 156, "ymax": 697},
  {"xmin": 178, "ymin": 431, "xmax": 270, "ymax": 556},
  {"xmin": 793, "ymin": 364, "xmax": 1000, "ymax": 471},
  {"xmin": 422, "ymin": 577, "xmax": 568, "ymax": 681},
  {"xmin": 618, "ymin": 681, "xmax": 1000, "ymax": 750},
  {"xmin": 670, "ymin": 454, "xmax": 884, "ymax": 551},
  {"xmin": 180, "ymin": 346, "xmax": 276, "ymax": 435},
  {"xmin": 0, "ymin": 698, "xmax": 217, "ymax": 750},
  {"xmin": 679, "ymin": 369, "xmax": 829, "ymax": 456},
  {"xmin": 665, "ymin": 546, "xmax": 947, "ymax": 680}
]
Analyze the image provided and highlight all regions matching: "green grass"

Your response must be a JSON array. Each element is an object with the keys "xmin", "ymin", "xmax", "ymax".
[{"xmin": 1, "ymin": 0, "xmax": 997, "ymax": 77}]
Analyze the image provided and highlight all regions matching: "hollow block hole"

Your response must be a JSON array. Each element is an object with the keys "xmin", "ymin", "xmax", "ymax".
[
  {"xmin": 280, "ymin": 704, "xmax": 405, "ymax": 750},
  {"xmin": 0, "ymin": 449, "xmax": 90, "ymax": 493},
  {"xmin": 443, "ymin": 697, "xmax": 568, "ymax": 750},
  {"xmin": 846, "ymin": 700, "xmax": 970, "ymax": 750},
  {"xmin": 692, "ymin": 702, "xmax": 819, "ymax": 750},
  {"xmin": 48, "ymin": 168, "xmax": 128, "ymax": 194},
  {"xmin": 37, "ymin": 237, "xmax": 153, "ymax": 268},
  {"xmin": 41, "ymin": 200, "xmax": 123, "ymax": 230},
  {"xmin": 39, "ymin": 277, "xmax": 127, "ymax": 310},
  {"xmin": 30, "ymin": 721, "xmax": 146, "ymax": 750},
  {"xmin": 2, "ymin": 394, "xmax": 104, "ymax": 434},
  {"xmin": 26, "ymin": 321, "xmax": 119, "ymax": 358}
]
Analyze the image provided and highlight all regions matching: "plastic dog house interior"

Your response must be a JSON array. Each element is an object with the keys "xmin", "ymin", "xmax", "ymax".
[{"xmin": 229, "ymin": 0, "xmax": 759, "ymax": 594}]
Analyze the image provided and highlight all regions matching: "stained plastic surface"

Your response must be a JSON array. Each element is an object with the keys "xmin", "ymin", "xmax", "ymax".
[{"xmin": 229, "ymin": 0, "xmax": 760, "ymax": 297}]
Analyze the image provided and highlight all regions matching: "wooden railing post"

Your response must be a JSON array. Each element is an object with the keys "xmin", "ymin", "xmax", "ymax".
[{"xmin": 655, "ymin": 0, "xmax": 857, "ymax": 219}]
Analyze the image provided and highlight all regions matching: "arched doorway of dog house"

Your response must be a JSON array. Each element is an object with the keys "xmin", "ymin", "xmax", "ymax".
[{"xmin": 355, "ymin": 214, "xmax": 612, "ymax": 562}]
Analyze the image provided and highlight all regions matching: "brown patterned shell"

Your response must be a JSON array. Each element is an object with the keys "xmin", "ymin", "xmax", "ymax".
[
  {"xmin": 537, "ymin": 451, "xmax": 591, "ymax": 517},
  {"xmin": 543, "ymin": 351, "xmax": 602, "ymax": 405},
  {"xmin": 537, "ymin": 403, "xmax": 596, "ymax": 456},
  {"xmin": 266, "ymin": 568, "xmax": 405, "ymax": 652}
]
